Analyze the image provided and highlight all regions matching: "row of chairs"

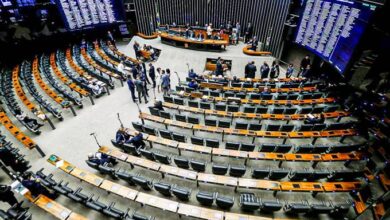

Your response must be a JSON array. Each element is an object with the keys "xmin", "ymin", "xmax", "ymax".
[
  {"xmin": 149, "ymin": 108, "xmax": 354, "ymax": 132},
  {"xmin": 86, "ymin": 43, "xmax": 122, "ymax": 76},
  {"xmin": 0, "ymin": 135, "xmax": 31, "ymax": 173},
  {"xmin": 35, "ymin": 168, "xmax": 153, "ymax": 220},
  {"xmin": 19, "ymin": 61, "xmax": 63, "ymax": 119},
  {"xmin": 239, "ymin": 193, "xmax": 351, "ymax": 215},
  {"xmin": 0, "ymin": 203, "xmax": 31, "ymax": 220},
  {"xmin": 164, "ymin": 96, "xmax": 339, "ymax": 113},
  {"xmin": 0, "ymin": 71, "xmax": 41, "ymax": 133},
  {"xmin": 129, "ymin": 148, "xmax": 364, "ymax": 180},
  {"xmin": 40, "ymin": 54, "xmax": 83, "ymax": 107},
  {"xmin": 72, "ymin": 46, "xmax": 114, "ymax": 88},
  {"xmin": 132, "ymin": 122, "xmax": 364, "ymax": 153}
]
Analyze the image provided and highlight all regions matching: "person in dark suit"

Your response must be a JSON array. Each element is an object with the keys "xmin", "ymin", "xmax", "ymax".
[
  {"xmin": 153, "ymin": 100, "xmax": 164, "ymax": 111},
  {"xmin": 133, "ymin": 41, "xmax": 141, "ymax": 60},
  {"xmin": 250, "ymin": 37, "xmax": 258, "ymax": 51},
  {"xmin": 131, "ymin": 66, "xmax": 138, "ymax": 79},
  {"xmin": 126, "ymin": 77, "xmax": 137, "ymax": 103},
  {"xmin": 149, "ymin": 63, "xmax": 156, "ymax": 88},
  {"xmin": 301, "ymin": 65, "xmax": 311, "ymax": 78},
  {"xmin": 270, "ymin": 61, "xmax": 280, "ymax": 79},
  {"xmin": 215, "ymin": 59, "xmax": 224, "ymax": 76},
  {"xmin": 244, "ymin": 62, "xmax": 251, "ymax": 78},
  {"xmin": 260, "ymin": 62, "xmax": 270, "ymax": 79},
  {"xmin": 286, "ymin": 64, "xmax": 294, "ymax": 78},
  {"xmin": 244, "ymin": 22, "xmax": 253, "ymax": 43},
  {"xmin": 126, "ymin": 131, "xmax": 146, "ymax": 149},
  {"xmin": 115, "ymin": 128, "xmax": 130, "ymax": 145},
  {"xmin": 299, "ymin": 55, "xmax": 311, "ymax": 77},
  {"xmin": 21, "ymin": 172, "xmax": 56, "ymax": 199},
  {"xmin": 247, "ymin": 61, "xmax": 257, "ymax": 78}
]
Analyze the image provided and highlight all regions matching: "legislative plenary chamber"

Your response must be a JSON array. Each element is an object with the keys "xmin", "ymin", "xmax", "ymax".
[{"xmin": 0, "ymin": 0, "xmax": 389, "ymax": 220}]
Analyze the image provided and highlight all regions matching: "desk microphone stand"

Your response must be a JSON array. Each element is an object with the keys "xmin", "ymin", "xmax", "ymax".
[
  {"xmin": 90, "ymin": 132, "xmax": 101, "ymax": 148},
  {"xmin": 117, "ymin": 113, "xmax": 124, "ymax": 129}
]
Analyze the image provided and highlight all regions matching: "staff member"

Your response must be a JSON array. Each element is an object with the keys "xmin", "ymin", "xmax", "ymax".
[
  {"xmin": 207, "ymin": 24, "xmax": 213, "ymax": 39},
  {"xmin": 244, "ymin": 22, "xmax": 253, "ymax": 43}
]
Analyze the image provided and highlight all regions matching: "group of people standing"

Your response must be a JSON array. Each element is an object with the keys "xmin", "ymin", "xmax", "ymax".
[
  {"xmin": 245, "ymin": 60, "xmax": 281, "ymax": 79},
  {"xmin": 123, "ymin": 62, "xmax": 171, "ymax": 104}
]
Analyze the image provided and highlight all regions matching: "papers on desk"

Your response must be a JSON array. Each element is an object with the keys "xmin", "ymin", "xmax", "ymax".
[
  {"xmin": 11, "ymin": 181, "xmax": 29, "ymax": 195},
  {"xmin": 307, "ymin": 114, "xmax": 315, "ymax": 119}
]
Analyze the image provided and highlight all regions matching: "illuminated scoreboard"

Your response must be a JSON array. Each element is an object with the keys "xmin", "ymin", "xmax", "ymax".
[
  {"xmin": 295, "ymin": 0, "xmax": 376, "ymax": 73},
  {"xmin": 55, "ymin": 0, "xmax": 124, "ymax": 30}
]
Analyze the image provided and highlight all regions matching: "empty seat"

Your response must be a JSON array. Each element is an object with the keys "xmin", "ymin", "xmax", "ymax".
[
  {"xmin": 311, "ymin": 144, "xmax": 329, "ymax": 153},
  {"xmin": 132, "ymin": 176, "xmax": 153, "ymax": 190},
  {"xmin": 262, "ymin": 94, "xmax": 273, "ymax": 100},
  {"xmin": 235, "ymin": 92, "xmax": 246, "ymax": 99},
  {"xmin": 140, "ymin": 149, "xmax": 155, "ymax": 161},
  {"xmin": 260, "ymin": 199, "xmax": 283, "ymax": 212},
  {"xmin": 148, "ymin": 107, "xmax": 160, "ymax": 116},
  {"xmin": 266, "ymin": 124, "xmax": 280, "ymax": 131},
  {"xmin": 243, "ymin": 106, "xmax": 256, "ymax": 113},
  {"xmin": 249, "ymin": 93, "xmax": 261, "ymax": 100},
  {"xmin": 256, "ymin": 107, "xmax": 268, "ymax": 114},
  {"xmin": 275, "ymin": 144, "xmax": 292, "ymax": 153},
  {"xmin": 277, "ymin": 94, "xmax": 288, "ymax": 100},
  {"xmin": 163, "ymin": 96, "xmax": 173, "ymax": 103},
  {"xmin": 215, "ymin": 104, "xmax": 226, "ymax": 111},
  {"xmin": 239, "ymin": 193, "xmax": 260, "ymax": 211},
  {"xmin": 171, "ymin": 185, "xmax": 191, "ymax": 201},
  {"xmin": 174, "ymin": 98, "xmax": 184, "ymax": 105},
  {"xmin": 187, "ymin": 116, "xmax": 200, "ymax": 124},
  {"xmin": 299, "ymin": 124, "xmax": 313, "ymax": 131},
  {"xmin": 174, "ymin": 157, "xmax": 190, "ymax": 169},
  {"xmin": 272, "ymin": 108, "xmax": 284, "ymax": 114},
  {"xmin": 132, "ymin": 122, "xmax": 143, "ymax": 132},
  {"xmin": 252, "ymin": 168, "xmax": 270, "ymax": 179},
  {"xmin": 188, "ymin": 100, "xmax": 199, "ymax": 108},
  {"xmin": 312, "ymin": 123, "xmax": 327, "ymax": 131},
  {"xmin": 200, "ymin": 102, "xmax": 211, "ymax": 110},
  {"xmin": 284, "ymin": 108, "xmax": 297, "ymax": 114},
  {"xmin": 240, "ymin": 143, "xmax": 255, "ymax": 151},
  {"xmin": 196, "ymin": 191, "xmax": 215, "ymax": 206},
  {"xmin": 324, "ymin": 105, "xmax": 338, "ymax": 112},
  {"xmin": 205, "ymin": 139, "xmax": 219, "ymax": 148},
  {"xmin": 205, "ymin": 119, "xmax": 217, "ymax": 127},
  {"xmin": 143, "ymin": 125, "xmax": 156, "ymax": 135},
  {"xmin": 229, "ymin": 165, "xmax": 246, "ymax": 177},
  {"xmin": 328, "ymin": 170, "xmax": 364, "ymax": 180},
  {"xmin": 289, "ymin": 169, "xmax": 314, "ymax": 181},
  {"xmin": 301, "ymin": 93, "xmax": 312, "ymax": 99},
  {"xmin": 280, "ymin": 124, "xmax": 294, "ymax": 132},
  {"xmin": 235, "ymin": 122, "xmax": 248, "ymax": 130},
  {"xmin": 312, "ymin": 93, "xmax": 323, "ymax": 99},
  {"xmin": 227, "ymin": 105, "xmax": 239, "ymax": 112},
  {"xmin": 209, "ymin": 91, "xmax": 220, "ymax": 97},
  {"xmin": 248, "ymin": 123, "xmax": 262, "ymax": 131},
  {"xmin": 191, "ymin": 137, "xmax": 204, "ymax": 146},
  {"xmin": 154, "ymin": 182, "xmax": 172, "ymax": 196},
  {"xmin": 175, "ymin": 114, "xmax": 187, "ymax": 122},
  {"xmin": 218, "ymin": 120, "xmax": 230, "ymax": 128},
  {"xmin": 159, "ymin": 111, "xmax": 171, "ymax": 119},
  {"xmin": 224, "ymin": 91, "xmax": 235, "ymax": 98},
  {"xmin": 300, "ymin": 107, "xmax": 312, "ymax": 114},
  {"xmin": 154, "ymin": 152, "xmax": 171, "ymax": 164},
  {"xmin": 216, "ymin": 194, "xmax": 234, "ymax": 210},
  {"xmin": 268, "ymin": 169, "xmax": 289, "ymax": 180},
  {"xmin": 260, "ymin": 144, "xmax": 276, "ymax": 152},
  {"xmin": 172, "ymin": 133, "xmax": 186, "ymax": 142},
  {"xmin": 284, "ymin": 201, "xmax": 311, "ymax": 214},
  {"xmin": 190, "ymin": 160, "xmax": 206, "ymax": 172},
  {"xmin": 287, "ymin": 94, "xmax": 299, "ymax": 100},
  {"xmin": 212, "ymin": 164, "xmax": 229, "ymax": 175},
  {"xmin": 226, "ymin": 142, "xmax": 240, "ymax": 150},
  {"xmin": 312, "ymin": 106, "xmax": 324, "ymax": 114},
  {"xmin": 159, "ymin": 129, "xmax": 172, "ymax": 140},
  {"xmin": 310, "ymin": 201, "xmax": 333, "ymax": 214},
  {"xmin": 295, "ymin": 144, "xmax": 314, "ymax": 153}
]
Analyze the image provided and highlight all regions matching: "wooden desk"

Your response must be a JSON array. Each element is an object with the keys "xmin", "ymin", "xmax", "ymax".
[
  {"xmin": 165, "ymin": 119, "xmax": 194, "ymax": 129},
  {"xmin": 136, "ymin": 192, "xmax": 179, "ymax": 212},
  {"xmin": 147, "ymin": 135, "xmax": 179, "ymax": 149},
  {"xmin": 177, "ymin": 204, "xmax": 224, "ymax": 220},
  {"xmin": 137, "ymin": 32, "xmax": 159, "ymax": 39},
  {"xmin": 322, "ymin": 182, "xmax": 362, "ymax": 192},
  {"xmin": 243, "ymin": 45, "xmax": 272, "ymax": 56},
  {"xmin": 159, "ymin": 164, "xmax": 198, "ymax": 180},
  {"xmin": 284, "ymin": 153, "xmax": 322, "ymax": 161},
  {"xmin": 238, "ymin": 178, "xmax": 280, "ymax": 190},
  {"xmin": 99, "ymin": 146, "xmax": 129, "ymax": 161},
  {"xmin": 34, "ymin": 195, "xmax": 72, "ymax": 219},
  {"xmin": 178, "ymin": 142, "xmax": 212, "ymax": 154},
  {"xmin": 70, "ymin": 168, "xmax": 104, "ymax": 187},
  {"xmin": 373, "ymin": 202, "xmax": 385, "ymax": 220},
  {"xmin": 140, "ymin": 112, "xmax": 165, "ymax": 123},
  {"xmin": 160, "ymin": 32, "xmax": 229, "ymax": 46},
  {"xmin": 224, "ymin": 213, "xmax": 272, "ymax": 220},
  {"xmin": 67, "ymin": 213, "xmax": 89, "ymax": 220},
  {"xmin": 212, "ymin": 148, "xmax": 248, "ymax": 159},
  {"xmin": 127, "ymin": 155, "xmax": 161, "ymax": 171},
  {"xmin": 100, "ymin": 180, "xmax": 138, "ymax": 200},
  {"xmin": 248, "ymin": 152, "xmax": 285, "ymax": 161},
  {"xmin": 197, "ymin": 173, "xmax": 238, "ymax": 187},
  {"xmin": 280, "ymin": 182, "xmax": 323, "ymax": 192}
]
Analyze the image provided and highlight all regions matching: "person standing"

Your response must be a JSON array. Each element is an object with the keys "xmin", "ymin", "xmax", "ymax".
[
  {"xmin": 207, "ymin": 23, "xmax": 213, "ymax": 39},
  {"xmin": 248, "ymin": 61, "xmax": 257, "ymax": 78},
  {"xmin": 133, "ymin": 41, "xmax": 141, "ymax": 60},
  {"xmin": 161, "ymin": 71, "xmax": 170, "ymax": 95},
  {"xmin": 244, "ymin": 22, "xmax": 253, "ymax": 43},
  {"xmin": 131, "ymin": 65, "xmax": 138, "ymax": 79},
  {"xmin": 156, "ymin": 68, "xmax": 162, "ymax": 93},
  {"xmin": 216, "ymin": 58, "xmax": 223, "ymax": 76},
  {"xmin": 126, "ymin": 77, "xmax": 137, "ymax": 103},
  {"xmin": 286, "ymin": 64, "xmax": 294, "ymax": 78},
  {"xmin": 107, "ymin": 31, "xmax": 115, "ymax": 46},
  {"xmin": 135, "ymin": 76, "xmax": 148, "ymax": 103},
  {"xmin": 244, "ymin": 62, "xmax": 251, "ymax": 78},
  {"xmin": 299, "ymin": 55, "xmax": 311, "ymax": 77},
  {"xmin": 117, "ymin": 61, "xmax": 126, "ymax": 79},
  {"xmin": 149, "ymin": 63, "xmax": 156, "ymax": 88},
  {"xmin": 235, "ymin": 22, "xmax": 241, "ymax": 43},
  {"xmin": 141, "ymin": 62, "xmax": 151, "ymax": 85},
  {"xmin": 270, "ymin": 61, "xmax": 280, "ymax": 79},
  {"xmin": 260, "ymin": 62, "xmax": 270, "ymax": 79}
]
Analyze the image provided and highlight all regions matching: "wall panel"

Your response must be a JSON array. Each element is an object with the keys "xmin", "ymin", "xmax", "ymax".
[{"xmin": 134, "ymin": 0, "xmax": 291, "ymax": 57}]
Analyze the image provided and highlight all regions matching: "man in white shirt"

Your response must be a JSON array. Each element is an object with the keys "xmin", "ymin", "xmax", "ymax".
[{"xmin": 207, "ymin": 24, "xmax": 213, "ymax": 39}]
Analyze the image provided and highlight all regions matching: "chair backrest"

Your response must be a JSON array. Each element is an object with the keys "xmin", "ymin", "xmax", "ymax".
[
  {"xmin": 174, "ymin": 157, "xmax": 190, "ymax": 169},
  {"xmin": 312, "ymin": 123, "xmax": 326, "ymax": 131},
  {"xmin": 280, "ymin": 124, "xmax": 295, "ymax": 132},
  {"xmin": 190, "ymin": 160, "xmax": 206, "ymax": 172},
  {"xmin": 248, "ymin": 123, "xmax": 262, "ymax": 131},
  {"xmin": 252, "ymin": 168, "xmax": 270, "ymax": 179},
  {"xmin": 295, "ymin": 144, "xmax": 313, "ymax": 153},
  {"xmin": 159, "ymin": 111, "xmax": 171, "ymax": 119},
  {"xmin": 262, "ymin": 94, "xmax": 273, "ymax": 100},
  {"xmin": 132, "ymin": 176, "xmax": 153, "ymax": 190},
  {"xmin": 272, "ymin": 108, "xmax": 284, "ymax": 114},
  {"xmin": 187, "ymin": 116, "xmax": 200, "ymax": 124},
  {"xmin": 235, "ymin": 122, "xmax": 248, "ymax": 130},
  {"xmin": 188, "ymin": 100, "xmax": 199, "ymax": 108},
  {"xmin": 260, "ymin": 144, "xmax": 276, "ymax": 152},
  {"xmin": 171, "ymin": 186, "xmax": 191, "ymax": 201},
  {"xmin": 200, "ymin": 102, "xmax": 211, "ymax": 109},
  {"xmin": 240, "ymin": 143, "xmax": 255, "ymax": 151},
  {"xmin": 268, "ymin": 169, "xmax": 289, "ymax": 180},
  {"xmin": 209, "ymin": 91, "xmax": 220, "ymax": 97},
  {"xmin": 154, "ymin": 152, "xmax": 171, "ymax": 164},
  {"xmin": 159, "ymin": 129, "xmax": 172, "ymax": 139},
  {"xmin": 175, "ymin": 114, "xmax": 187, "ymax": 122},
  {"xmin": 174, "ymin": 98, "xmax": 184, "ymax": 105},
  {"xmin": 143, "ymin": 125, "xmax": 156, "ymax": 135},
  {"xmin": 229, "ymin": 165, "xmax": 246, "ymax": 177},
  {"xmin": 249, "ymin": 93, "xmax": 261, "ymax": 100},
  {"xmin": 224, "ymin": 91, "xmax": 235, "ymax": 98},
  {"xmin": 227, "ymin": 105, "xmax": 239, "ymax": 112},
  {"xmin": 243, "ymin": 106, "xmax": 256, "ymax": 113},
  {"xmin": 215, "ymin": 103, "xmax": 227, "ymax": 111},
  {"xmin": 260, "ymin": 199, "xmax": 283, "ymax": 212},
  {"xmin": 300, "ymin": 107, "xmax": 312, "ymax": 114},
  {"xmin": 275, "ymin": 144, "xmax": 292, "ymax": 153},
  {"xmin": 191, "ymin": 137, "xmax": 204, "ymax": 146},
  {"xmin": 277, "ymin": 94, "xmax": 288, "ymax": 100},
  {"xmin": 196, "ymin": 191, "xmax": 215, "ymax": 206},
  {"xmin": 235, "ymin": 92, "xmax": 246, "ymax": 99},
  {"xmin": 172, "ymin": 132, "xmax": 186, "ymax": 142},
  {"xmin": 153, "ymin": 182, "xmax": 172, "ymax": 196},
  {"xmin": 287, "ymin": 94, "xmax": 299, "ymax": 100},
  {"xmin": 163, "ymin": 96, "xmax": 173, "ymax": 103},
  {"xmin": 266, "ymin": 124, "xmax": 280, "ymax": 131},
  {"xmin": 148, "ymin": 107, "xmax": 160, "ymax": 116},
  {"xmin": 206, "ymin": 139, "xmax": 219, "ymax": 148},
  {"xmin": 218, "ymin": 120, "xmax": 230, "ymax": 128},
  {"xmin": 140, "ymin": 149, "xmax": 155, "ymax": 161},
  {"xmin": 284, "ymin": 108, "xmax": 297, "ymax": 114},
  {"xmin": 212, "ymin": 164, "xmax": 229, "ymax": 175},
  {"xmin": 205, "ymin": 119, "xmax": 217, "ymax": 127},
  {"xmin": 132, "ymin": 122, "xmax": 144, "ymax": 132},
  {"xmin": 256, "ymin": 107, "xmax": 268, "ymax": 114},
  {"xmin": 225, "ymin": 142, "xmax": 240, "ymax": 150},
  {"xmin": 299, "ymin": 124, "xmax": 313, "ymax": 131}
]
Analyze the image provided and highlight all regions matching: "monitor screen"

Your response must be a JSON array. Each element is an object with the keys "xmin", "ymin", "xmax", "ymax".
[
  {"xmin": 294, "ymin": 0, "xmax": 376, "ymax": 73},
  {"xmin": 54, "ymin": 0, "xmax": 125, "ymax": 31}
]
